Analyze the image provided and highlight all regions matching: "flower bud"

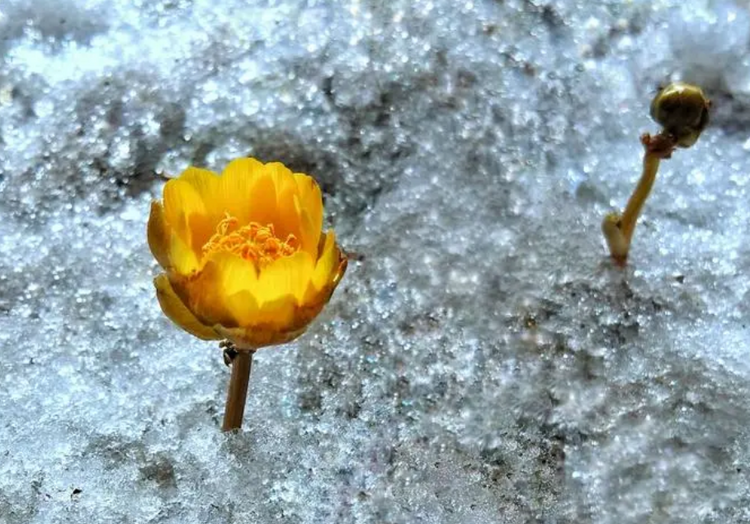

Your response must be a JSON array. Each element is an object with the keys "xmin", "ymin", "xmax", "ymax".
[{"xmin": 650, "ymin": 82, "xmax": 710, "ymax": 148}]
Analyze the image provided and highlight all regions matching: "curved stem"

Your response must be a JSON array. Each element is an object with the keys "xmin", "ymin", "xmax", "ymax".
[
  {"xmin": 222, "ymin": 351, "xmax": 253, "ymax": 432},
  {"xmin": 601, "ymin": 212, "xmax": 628, "ymax": 265},
  {"xmin": 601, "ymin": 149, "xmax": 663, "ymax": 265},
  {"xmin": 620, "ymin": 151, "xmax": 661, "ymax": 243}
]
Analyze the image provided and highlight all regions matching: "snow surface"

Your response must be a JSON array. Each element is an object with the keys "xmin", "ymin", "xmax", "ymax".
[{"xmin": 2, "ymin": 0, "xmax": 750, "ymax": 522}]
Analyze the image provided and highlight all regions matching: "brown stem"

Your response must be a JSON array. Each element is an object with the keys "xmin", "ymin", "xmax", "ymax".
[
  {"xmin": 222, "ymin": 351, "xmax": 253, "ymax": 432},
  {"xmin": 619, "ymin": 150, "xmax": 661, "ymax": 243},
  {"xmin": 601, "ymin": 132, "xmax": 675, "ymax": 264}
]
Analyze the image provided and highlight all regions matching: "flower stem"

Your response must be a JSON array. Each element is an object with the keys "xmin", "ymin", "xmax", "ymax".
[
  {"xmin": 602, "ymin": 133, "xmax": 673, "ymax": 265},
  {"xmin": 222, "ymin": 351, "xmax": 253, "ymax": 432},
  {"xmin": 619, "ymin": 151, "xmax": 661, "ymax": 244}
]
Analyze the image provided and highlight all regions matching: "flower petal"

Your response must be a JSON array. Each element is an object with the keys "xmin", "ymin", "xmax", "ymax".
[
  {"xmin": 256, "ymin": 251, "xmax": 315, "ymax": 305},
  {"xmin": 219, "ymin": 157, "xmax": 268, "ymax": 225},
  {"xmin": 170, "ymin": 231, "xmax": 200, "ymax": 276},
  {"xmin": 182, "ymin": 252, "xmax": 246, "ymax": 328},
  {"xmin": 163, "ymin": 178, "xmax": 208, "ymax": 250},
  {"xmin": 274, "ymin": 176, "xmax": 307, "ymax": 253},
  {"xmin": 246, "ymin": 172, "xmax": 278, "ymax": 226},
  {"xmin": 312, "ymin": 231, "xmax": 343, "ymax": 291},
  {"xmin": 298, "ymin": 209, "xmax": 320, "ymax": 259},
  {"xmin": 147, "ymin": 201, "xmax": 172, "ymax": 270},
  {"xmin": 178, "ymin": 167, "xmax": 222, "ymax": 248},
  {"xmin": 214, "ymin": 321, "xmax": 306, "ymax": 350},
  {"xmin": 212, "ymin": 252, "xmax": 261, "ymax": 325},
  {"xmin": 255, "ymin": 293, "xmax": 297, "ymax": 328},
  {"xmin": 153, "ymin": 274, "xmax": 221, "ymax": 340},
  {"xmin": 224, "ymin": 290, "xmax": 261, "ymax": 328},
  {"xmin": 216, "ymin": 252, "xmax": 259, "ymax": 296},
  {"xmin": 294, "ymin": 173, "xmax": 323, "ymax": 244},
  {"xmin": 180, "ymin": 166, "xmax": 220, "ymax": 200}
]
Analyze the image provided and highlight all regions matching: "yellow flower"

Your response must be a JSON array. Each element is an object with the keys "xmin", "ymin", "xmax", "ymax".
[{"xmin": 147, "ymin": 158, "xmax": 347, "ymax": 350}]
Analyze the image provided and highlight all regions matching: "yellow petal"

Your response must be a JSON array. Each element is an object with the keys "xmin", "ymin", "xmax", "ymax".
[
  {"xmin": 170, "ymin": 231, "xmax": 200, "ymax": 276},
  {"xmin": 246, "ymin": 172, "xmax": 278, "ymax": 227},
  {"xmin": 211, "ymin": 252, "xmax": 260, "ymax": 325},
  {"xmin": 179, "ymin": 167, "xmax": 222, "ymax": 248},
  {"xmin": 294, "ymin": 173, "xmax": 323, "ymax": 232},
  {"xmin": 180, "ymin": 166, "xmax": 220, "ymax": 200},
  {"xmin": 163, "ymin": 178, "xmax": 208, "ymax": 250},
  {"xmin": 274, "ymin": 177, "xmax": 307, "ymax": 253},
  {"xmin": 153, "ymin": 274, "xmax": 220, "ymax": 340},
  {"xmin": 298, "ymin": 209, "xmax": 319, "ymax": 259},
  {"xmin": 224, "ymin": 290, "xmax": 261, "ymax": 328},
  {"xmin": 293, "ymin": 173, "xmax": 323, "ymax": 252},
  {"xmin": 312, "ymin": 231, "xmax": 341, "ymax": 291},
  {"xmin": 182, "ymin": 252, "xmax": 243, "ymax": 328},
  {"xmin": 214, "ymin": 321, "xmax": 306, "ymax": 350},
  {"xmin": 147, "ymin": 201, "xmax": 172, "ymax": 270},
  {"xmin": 254, "ymin": 293, "xmax": 297, "ymax": 328},
  {"xmin": 215, "ymin": 251, "xmax": 259, "ymax": 296},
  {"xmin": 256, "ymin": 251, "xmax": 314, "ymax": 305},
  {"xmin": 219, "ymin": 157, "xmax": 267, "ymax": 225},
  {"xmin": 265, "ymin": 162, "xmax": 295, "ymax": 192}
]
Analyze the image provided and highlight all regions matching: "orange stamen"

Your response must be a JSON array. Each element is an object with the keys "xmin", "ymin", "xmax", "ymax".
[{"xmin": 202, "ymin": 214, "xmax": 299, "ymax": 267}]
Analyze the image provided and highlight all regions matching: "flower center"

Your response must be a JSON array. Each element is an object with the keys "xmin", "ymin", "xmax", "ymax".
[{"xmin": 202, "ymin": 214, "xmax": 299, "ymax": 267}]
